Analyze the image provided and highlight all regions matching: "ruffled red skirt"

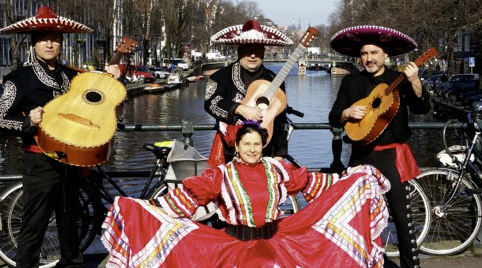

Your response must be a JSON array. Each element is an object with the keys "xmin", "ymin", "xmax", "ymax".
[{"xmin": 102, "ymin": 173, "xmax": 388, "ymax": 268}]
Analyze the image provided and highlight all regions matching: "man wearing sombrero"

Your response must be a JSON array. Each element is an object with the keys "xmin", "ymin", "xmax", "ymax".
[
  {"xmin": 329, "ymin": 26, "xmax": 431, "ymax": 268},
  {"xmin": 204, "ymin": 20, "xmax": 293, "ymax": 168},
  {"xmin": 0, "ymin": 7, "xmax": 118, "ymax": 267}
]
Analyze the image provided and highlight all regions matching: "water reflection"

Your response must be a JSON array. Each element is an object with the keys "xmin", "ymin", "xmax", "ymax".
[{"xmin": 0, "ymin": 62, "xmax": 445, "ymax": 175}]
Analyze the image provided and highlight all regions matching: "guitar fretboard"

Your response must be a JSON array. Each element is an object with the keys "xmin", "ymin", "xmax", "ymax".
[{"xmin": 264, "ymin": 45, "xmax": 307, "ymax": 100}]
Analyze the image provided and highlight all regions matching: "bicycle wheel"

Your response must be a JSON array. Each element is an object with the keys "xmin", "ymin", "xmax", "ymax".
[
  {"xmin": 280, "ymin": 194, "xmax": 302, "ymax": 217},
  {"xmin": 416, "ymin": 168, "xmax": 482, "ymax": 255},
  {"xmin": 0, "ymin": 182, "xmax": 99, "ymax": 267},
  {"xmin": 382, "ymin": 179, "xmax": 431, "ymax": 257}
]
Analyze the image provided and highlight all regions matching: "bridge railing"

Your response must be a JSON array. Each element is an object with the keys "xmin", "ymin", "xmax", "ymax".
[{"xmin": 0, "ymin": 119, "xmax": 464, "ymax": 182}]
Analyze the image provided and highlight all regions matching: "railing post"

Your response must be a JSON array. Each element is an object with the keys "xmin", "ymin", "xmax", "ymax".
[
  {"xmin": 330, "ymin": 127, "xmax": 345, "ymax": 173},
  {"xmin": 182, "ymin": 118, "xmax": 194, "ymax": 146}
]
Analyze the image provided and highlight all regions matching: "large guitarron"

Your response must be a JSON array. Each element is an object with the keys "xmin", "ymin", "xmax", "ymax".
[
  {"xmin": 36, "ymin": 37, "xmax": 138, "ymax": 166},
  {"xmin": 242, "ymin": 27, "xmax": 318, "ymax": 146},
  {"xmin": 344, "ymin": 48, "xmax": 439, "ymax": 145}
]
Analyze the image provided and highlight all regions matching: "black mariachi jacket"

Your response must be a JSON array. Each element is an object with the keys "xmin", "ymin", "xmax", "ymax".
[
  {"xmin": 328, "ymin": 68, "xmax": 431, "ymax": 144},
  {"xmin": 0, "ymin": 57, "xmax": 77, "ymax": 146},
  {"xmin": 204, "ymin": 61, "xmax": 288, "ymax": 158}
]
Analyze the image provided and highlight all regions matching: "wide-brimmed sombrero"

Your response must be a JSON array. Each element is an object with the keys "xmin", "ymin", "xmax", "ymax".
[
  {"xmin": 0, "ymin": 6, "xmax": 93, "ymax": 34},
  {"xmin": 330, "ymin": 25, "xmax": 417, "ymax": 57},
  {"xmin": 211, "ymin": 20, "xmax": 293, "ymax": 46}
]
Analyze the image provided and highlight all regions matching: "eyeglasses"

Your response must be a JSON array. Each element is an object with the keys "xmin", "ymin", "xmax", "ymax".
[{"xmin": 37, "ymin": 39, "xmax": 61, "ymax": 47}]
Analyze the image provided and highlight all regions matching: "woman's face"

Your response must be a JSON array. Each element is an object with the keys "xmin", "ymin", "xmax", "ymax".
[{"xmin": 236, "ymin": 131, "xmax": 263, "ymax": 164}]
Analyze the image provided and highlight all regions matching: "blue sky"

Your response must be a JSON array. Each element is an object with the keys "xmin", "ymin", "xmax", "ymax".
[{"xmin": 255, "ymin": 0, "xmax": 339, "ymax": 29}]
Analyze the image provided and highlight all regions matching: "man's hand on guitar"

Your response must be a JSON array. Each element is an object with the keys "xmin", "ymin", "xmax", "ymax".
[
  {"xmin": 104, "ymin": 63, "xmax": 121, "ymax": 79},
  {"xmin": 342, "ymin": 105, "xmax": 366, "ymax": 123},
  {"xmin": 236, "ymin": 105, "xmax": 263, "ymax": 122},
  {"xmin": 29, "ymin": 106, "xmax": 43, "ymax": 127},
  {"xmin": 404, "ymin": 62, "xmax": 423, "ymax": 97}
]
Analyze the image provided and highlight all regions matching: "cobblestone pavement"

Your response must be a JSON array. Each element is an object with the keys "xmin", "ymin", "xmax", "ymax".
[
  {"xmin": 89, "ymin": 253, "xmax": 482, "ymax": 268},
  {"xmin": 2, "ymin": 253, "xmax": 482, "ymax": 267}
]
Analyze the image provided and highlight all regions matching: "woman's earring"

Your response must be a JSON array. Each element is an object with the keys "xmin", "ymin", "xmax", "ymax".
[{"xmin": 234, "ymin": 151, "xmax": 240, "ymax": 159}]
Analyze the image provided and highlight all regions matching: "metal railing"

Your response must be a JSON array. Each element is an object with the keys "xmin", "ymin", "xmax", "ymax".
[{"xmin": 0, "ymin": 119, "xmax": 466, "ymax": 182}]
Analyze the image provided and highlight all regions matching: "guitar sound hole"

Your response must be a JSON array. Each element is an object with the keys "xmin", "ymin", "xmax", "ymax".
[
  {"xmin": 83, "ymin": 90, "xmax": 104, "ymax": 105},
  {"xmin": 372, "ymin": 98, "xmax": 381, "ymax": 109},
  {"xmin": 256, "ymin": 96, "xmax": 270, "ymax": 110}
]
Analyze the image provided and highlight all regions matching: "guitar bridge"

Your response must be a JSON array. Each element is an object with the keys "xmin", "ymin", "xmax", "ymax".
[{"xmin": 57, "ymin": 113, "xmax": 101, "ymax": 129}]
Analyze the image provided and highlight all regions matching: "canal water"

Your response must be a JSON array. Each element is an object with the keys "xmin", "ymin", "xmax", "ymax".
[{"xmin": 0, "ymin": 62, "xmax": 444, "ymax": 176}]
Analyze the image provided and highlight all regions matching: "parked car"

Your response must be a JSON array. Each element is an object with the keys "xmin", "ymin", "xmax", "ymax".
[
  {"xmin": 205, "ymin": 52, "xmax": 226, "ymax": 62},
  {"xmin": 443, "ymin": 74, "xmax": 479, "ymax": 90},
  {"xmin": 446, "ymin": 80, "xmax": 479, "ymax": 101},
  {"xmin": 162, "ymin": 58, "xmax": 190, "ymax": 71},
  {"xmin": 424, "ymin": 74, "xmax": 446, "ymax": 93},
  {"xmin": 119, "ymin": 64, "xmax": 155, "ymax": 83},
  {"xmin": 149, "ymin": 67, "xmax": 170, "ymax": 79}
]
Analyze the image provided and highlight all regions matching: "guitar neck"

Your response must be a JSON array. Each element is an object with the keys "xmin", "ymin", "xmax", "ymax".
[
  {"xmin": 264, "ymin": 44, "xmax": 307, "ymax": 99},
  {"xmin": 108, "ymin": 52, "xmax": 124, "ymax": 66},
  {"xmin": 385, "ymin": 48, "xmax": 438, "ymax": 96}
]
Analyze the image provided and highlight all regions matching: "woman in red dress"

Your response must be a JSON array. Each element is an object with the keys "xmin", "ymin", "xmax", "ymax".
[{"xmin": 101, "ymin": 121, "xmax": 390, "ymax": 268}]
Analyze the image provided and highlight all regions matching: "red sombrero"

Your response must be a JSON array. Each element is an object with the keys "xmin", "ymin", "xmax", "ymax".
[
  {"xmin": 0, "ymin": 6, "xmax": 93, "ymax": 34},
  {"xmin": 211, "ymin": 20, "xmax": 293, "ymax": 46},
  {"xmin": 330, "ymin": 25, "xmax": 417, "ymax": 57}
]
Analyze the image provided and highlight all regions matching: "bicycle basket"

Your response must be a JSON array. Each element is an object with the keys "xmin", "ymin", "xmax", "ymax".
[
  {"xmin": 165, "ymin": 140, "xmax": 209, "ymax": 185},
  {"xmin": 164, "ymin": 140, "xmax": 216, "ymax": 221}
]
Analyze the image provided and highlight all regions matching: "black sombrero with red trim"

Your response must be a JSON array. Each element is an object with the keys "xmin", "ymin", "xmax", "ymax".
[
  {"xmin": 330, "ymin": 25, "xmax": 417, "ymax": 57},
  {"xmin": 211, "ymin": 20, "xmax": 292, "ymax": 46},
  {"xmin": 0, "ymin": 6, "xmax": 93, "ymax": 34}
]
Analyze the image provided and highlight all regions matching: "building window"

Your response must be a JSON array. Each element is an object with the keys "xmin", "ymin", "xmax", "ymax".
[{"xmin": 464, "ymin": 34, "xmax": 470, "ymax": 52}]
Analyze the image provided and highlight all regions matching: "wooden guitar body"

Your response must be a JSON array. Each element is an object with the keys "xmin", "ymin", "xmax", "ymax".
[
  {"xmin": 343, "ymin": 47, "xmax": 439, "ymax": 145},
  {"xmin": 242, "ymin": 79, "xmax": 287, "ymax": 145},
  {"xmin": 344, "ymin": 83, "xmax": 400, "ymax": 145},
  {"xmin": 36, "ymin": 72, "xmax": 126, "ymax": 166}
]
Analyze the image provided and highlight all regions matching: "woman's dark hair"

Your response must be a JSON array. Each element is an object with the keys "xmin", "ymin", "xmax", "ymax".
[{"xmin": 235, "ymin": 121, "xmax": 268, "ymax": 146}]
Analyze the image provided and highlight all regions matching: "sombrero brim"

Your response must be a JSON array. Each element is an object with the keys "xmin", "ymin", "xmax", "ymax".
[
  {"xmin": 211, "ymin": 24, "xmax": 293, "ymax": 46},
  {"xmin": 0, "ymin": 15, "xmax": 93, "ymax": 34},
  {"xmin": 330, "ymin": 25, "xmax": 417, "ymax": 57}
]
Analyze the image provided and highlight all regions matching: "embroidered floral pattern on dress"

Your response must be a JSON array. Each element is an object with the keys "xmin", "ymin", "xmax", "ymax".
[{"xmin": 0, "ymin": 81, "xmax": 23, "ymax": 130}]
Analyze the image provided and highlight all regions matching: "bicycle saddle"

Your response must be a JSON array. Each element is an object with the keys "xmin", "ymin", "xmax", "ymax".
[{"xmin": 143, "ymin": 143, "xmax": 172, "ymax": 160}]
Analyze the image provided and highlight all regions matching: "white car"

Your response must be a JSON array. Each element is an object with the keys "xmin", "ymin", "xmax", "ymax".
[
  {"xmin": 172, "ymin": 58, "xmax": 190, "ymax": 71},
  {"xmin": 206, "ymin": 52, "xmax": 226, "ymax": 62},
  {"xmin": 150, "ymin": 67, "xmax": 170, "ymax": 79}
]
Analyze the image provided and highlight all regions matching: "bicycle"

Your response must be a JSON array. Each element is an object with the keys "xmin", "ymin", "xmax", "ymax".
[
  {"xmin": 414, "ymin": 101, "xmax": 482, "ymax": 256},
  {"xmin": 0, "ymin": 139, "xmax": 302, "ymax": 267}
]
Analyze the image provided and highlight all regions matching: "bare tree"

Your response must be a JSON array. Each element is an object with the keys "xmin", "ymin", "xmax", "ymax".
[{"xmin": 2, "ymin": 0, "xmax": 33, "ymax": 70}]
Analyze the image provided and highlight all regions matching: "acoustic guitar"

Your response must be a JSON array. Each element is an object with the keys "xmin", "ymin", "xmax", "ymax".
[
  {"xmin": 344, "ymin": 47, "xmax": 439, "ymax": 145},
  {"xmin": 36, "ymin": 37, "xmax": 138, "ymax": 167},
  {"xmin": 241, "ymin": 27, "xmax": 318, "ymax": 146}
]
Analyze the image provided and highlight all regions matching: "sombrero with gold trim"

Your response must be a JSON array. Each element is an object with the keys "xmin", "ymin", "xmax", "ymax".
[
  {"xmin": 211, "ymin": 20, "xmax": 293, "ymax": 46},
  {"xmin": 330, "ymin": 25, "xmax": 417, "ymax": 57},
  {"xmin": 0, "ymin": 6, "xmax": 93, "ymax": 34}
]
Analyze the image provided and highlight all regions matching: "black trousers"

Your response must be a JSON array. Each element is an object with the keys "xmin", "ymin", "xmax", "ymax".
[
  {"xmin": 16, "ymin": 152, "xmax": 83, "ymax": 268},
  {"xmin": 351, "ymin": 148, "xmax": 420, "ymax": 268}
]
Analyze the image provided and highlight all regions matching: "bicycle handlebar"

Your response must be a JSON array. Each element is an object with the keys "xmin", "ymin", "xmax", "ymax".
[{"xmin": 286, "ymin": 106, "xmax": 304, "ymax": 118}]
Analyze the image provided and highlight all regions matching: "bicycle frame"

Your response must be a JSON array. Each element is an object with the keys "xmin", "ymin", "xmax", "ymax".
[{"xmin": 442, "ymin": 115, "xmax": 482, "ymax": 209}]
